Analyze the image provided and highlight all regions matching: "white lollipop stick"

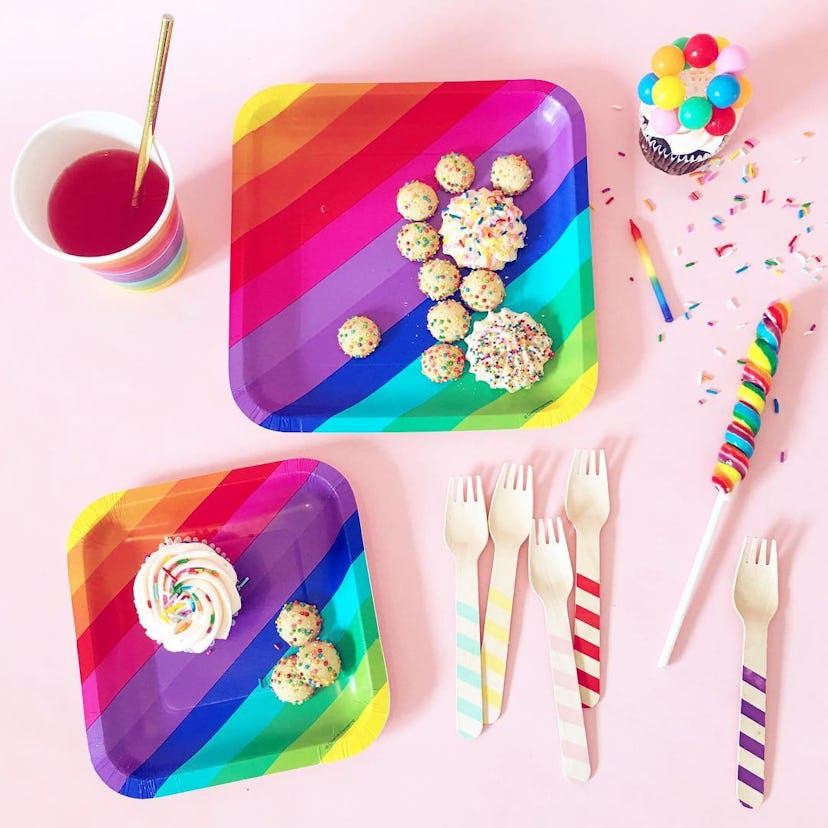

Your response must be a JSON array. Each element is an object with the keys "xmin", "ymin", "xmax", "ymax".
[{"xmin": 659, "ymin": 489, "xmax": 731, "ymax": 667}]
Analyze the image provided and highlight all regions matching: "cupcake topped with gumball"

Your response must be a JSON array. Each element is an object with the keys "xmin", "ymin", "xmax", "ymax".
[{"xmin": 637, "ymin": 34, "xmax": 751, "ymax": 175}]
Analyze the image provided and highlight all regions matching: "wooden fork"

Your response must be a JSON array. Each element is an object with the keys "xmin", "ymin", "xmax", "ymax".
[
  {"xmin": 444, "ymin": 476, "xmax": 489, "ymax": 738},
  {"xmin": 529, "ymin": 517, "xmax": 591, "ymax": 782},
  {"xmin": 732, "ymin": 537, "xmax": 779, "ymax": 809}
]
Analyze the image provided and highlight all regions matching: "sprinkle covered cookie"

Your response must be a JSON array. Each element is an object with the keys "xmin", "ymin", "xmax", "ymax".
[
  {"xmin": 396, "ymin": 221, "xmax": 440, "ymax": 262},
  {"xmin": 396, "ymin": 180, "xmax": 439, "ymax": 220},
  {"xmin": 337, "ymin": 315, "xmax": 381, "ymax": 358}
]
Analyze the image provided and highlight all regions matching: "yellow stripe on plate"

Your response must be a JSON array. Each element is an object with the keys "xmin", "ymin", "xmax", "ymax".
[
  {"xmin": 484, "ymin": 620, "xmax": 510, "ymax": 645},
  {"xmin": 321, "ymin": 682, "xmax": 390, "ymax": 764},
  {"xmin": 522, "ymin": 363, "xmax": 598, "ymax": 429},
  {"xmin": 232, "ymin": 83, "xmax": 315, "ymax": 143}
]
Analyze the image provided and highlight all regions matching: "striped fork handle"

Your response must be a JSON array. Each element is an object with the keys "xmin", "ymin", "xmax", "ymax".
[
  {"xmin": 737, "ymin": 626, "xmax": 769, "ymax": 808},
  {"xmin": 455, "ymin": 561, "xmax": 483, "ymax": 738},
  {"xmin": 546, "ymin": 626, "xmax": 591, "ymax": 781},
  {"xmin": 573, "ymin": 531, "xmax": 601, "ymax": 707},
  {"xmin": 481, "ymin": 545, "xmax": 519, "ymax": 724}
]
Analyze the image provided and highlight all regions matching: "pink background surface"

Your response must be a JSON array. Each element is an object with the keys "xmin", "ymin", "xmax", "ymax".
[{"xmin": 2, "ymin": 1, "xmax": 826, "ymax": 824}]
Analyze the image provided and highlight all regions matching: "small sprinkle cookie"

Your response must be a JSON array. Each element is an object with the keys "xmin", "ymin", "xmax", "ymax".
[
  {"xmin": 396, "ymin": 180, "xmax": 439, "ymax": 221},
  {"xmin": 461, "ymin": 269, "xmax": 506, "ymax": 312},
  {"xmin": 418, "ymin": 258, "xmax": 461, "ymax": 300},
  {"xmin": 270, "ymin": 654, "xmax": 316, "ymax": 705},
  {"xmin": 421, "ymin": 343, "xmax": 465, "ymax": 383},
  {"xmin": 276, "ymin": 600, "xmax": 322, "ymax": 646},
  {"xmin": 337, "ymin": 315, "xmax": 381, "ymax": 358},
  {"xmin": 435, "ymin": 152, "xmax": 475, "ymax": 193},
  {"xmin": 295, "ymin": 640, "xmax": 342, "ymax": 688},
  {"xmin": 427, "ymin": 299, "xmax": 470, "ymax": 343},
  {"xmin": 396, "ymin": 221, "xmax": 440, "ymax": 262},
  {"xmin": 490, "ymin": 154, "xmax": 533, "ymax": 196}
]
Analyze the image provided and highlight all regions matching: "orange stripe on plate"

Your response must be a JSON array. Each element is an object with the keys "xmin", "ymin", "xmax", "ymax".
[
  {"xmin": 68, "ymin": 481, "xmax": 178, "ymax": 595},
  {"xmin": 232, "ymin": 83, "xmax": 376, "ymax": 191},
  {"xmin": 231, "ymin": 82, "xmax": 441, "ymax": 241},
  {"xmin": 71, "ymin": 474, "xmax": 227, "ymax": 635}
]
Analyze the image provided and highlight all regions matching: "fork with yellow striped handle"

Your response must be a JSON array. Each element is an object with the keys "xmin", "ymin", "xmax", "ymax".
[
  {"xmin": 481, "ymin": 463, "xmax": 533, "ymax": 724},
  {"xmin": 444, "ymin": 476, "xmax": 489, "ymax": 738}
]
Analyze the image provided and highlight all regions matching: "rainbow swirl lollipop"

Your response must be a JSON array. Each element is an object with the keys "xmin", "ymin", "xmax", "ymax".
[
  {"xmin": 712, "ymin": 301, "xmax": 791, "ymax": 493},
  {"xmin": 660, "ymin": 300, "xmax": 791, "ymax": 667}
]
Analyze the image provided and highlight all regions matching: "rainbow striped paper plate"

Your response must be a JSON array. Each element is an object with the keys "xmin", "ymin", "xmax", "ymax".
[
  {"xmin": 229, "ymin": 79, "xmax": 597, "ymax": 432},
  {"xmin": 67, "ymin": 459, "xmax": 389, "ymax": 798}
]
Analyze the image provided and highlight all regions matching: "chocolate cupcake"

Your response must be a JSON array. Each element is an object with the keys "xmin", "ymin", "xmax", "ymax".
[{"xmin": 637, "ymin": 34, "xmax": 752, "ymax": 175}]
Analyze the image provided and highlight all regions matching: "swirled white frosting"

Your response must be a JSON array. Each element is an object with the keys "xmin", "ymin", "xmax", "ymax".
[
  {"xmin": 133, "ymin": 538, "xmax": 241, "ymax": 653},
  {"xmin": 640, "ymin": 67, "xmax": 743, "ymax": 158}
]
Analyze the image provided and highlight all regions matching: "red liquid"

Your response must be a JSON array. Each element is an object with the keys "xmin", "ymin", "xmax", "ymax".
[{"xmin": 47, "ymin": 149, "xmax": 170, "ymax": 257}]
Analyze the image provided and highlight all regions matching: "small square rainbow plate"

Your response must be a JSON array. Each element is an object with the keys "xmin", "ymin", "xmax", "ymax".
[
  {"xmin": 67, "ymin": 459, "xmax": 389, "ymax": 798},
  {"xmin": 229, "ymin": 79, "xmax": 597, "ymax": 433}
]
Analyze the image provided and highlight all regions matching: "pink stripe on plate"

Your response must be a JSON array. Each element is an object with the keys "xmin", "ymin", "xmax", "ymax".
[
  {"xmin": 229, "ymin": 80, "xmax": 551, "ymax": 346},
  {"xmin": 81, "ymin": 463, "xmax": 314, "ymax": 728},
  {"xmin": 548, "ymin": 633, "xmax": 575, "ymax": 654},
  {"xmin": 552, "ymin": 668, "xmax": 580, "ymax": 693}
]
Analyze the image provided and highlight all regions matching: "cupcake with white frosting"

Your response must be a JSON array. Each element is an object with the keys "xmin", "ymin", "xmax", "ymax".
[{"xmin": 133, "ymin": 537, "xmax": 241, "ymax": 653}]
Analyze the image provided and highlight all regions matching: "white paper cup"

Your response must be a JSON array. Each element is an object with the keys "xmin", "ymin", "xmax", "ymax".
[{"xmin": 11, "ymin": 111, "xmax": 187, "ymax": 291}]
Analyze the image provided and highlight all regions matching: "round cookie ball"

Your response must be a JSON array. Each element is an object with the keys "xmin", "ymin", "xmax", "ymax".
[
  {"xmin": 337, "ymin": 315, "xmax": 381, "ymax": 358},
  {"xmin": 295, "ymin": 640, "xmax": 342, "ymax": 688},
  {"xmin": 460, "ymin": 269, "xmax": 506, "ymax": 312},
  {"xmin": 396, "ymin": 221, "xmax": 440, "ymax": 262},
  {"xmin": 427, "ymin": 299, "xmax": 471, "ymax": 343},
  {"xmin": 490, "ymin": 154, "xmax": 533, "ymax": 195},
  {"xmin": 421, "ymin": 343, "xmax": 465, "ymax": 383},
  {"xmin": 270, "ymin": 654, "xmax": 316, "ymax": 705},
  {"xmin": 276, "ymin": 600, "xmax": 322, "ymax": 646},
  {"xmin": 435, "ymin": 152, "xmax": 475, "ymax": 193},
  {"xmin": 418, "ymin": 258, "xmax": 461, "ymax": 301},
  {"xmin": 396, "ymin": 180, "xmax": 439, "ymax": 221}
]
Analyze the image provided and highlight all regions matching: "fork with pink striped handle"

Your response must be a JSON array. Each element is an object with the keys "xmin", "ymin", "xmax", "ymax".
[
  {"xmin": 733, "ymin": 536, "xmax": 778, "ymax": 809},
  {"xmin": 529, "ymin": 517, "xmax": 590, "ymax": 781},
  {"xmin": 564, "ymin": 449, "xmax": 610, "ymax": 708}
]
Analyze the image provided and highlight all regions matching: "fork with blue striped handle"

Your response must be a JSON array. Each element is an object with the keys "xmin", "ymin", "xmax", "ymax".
[
  {"xmin": 732, "ymin": 536, "xmax": 778, "ymax": 809},
  {"xmin": 444, "ymin": 476, "xmax": 489, "ymax": 738}
]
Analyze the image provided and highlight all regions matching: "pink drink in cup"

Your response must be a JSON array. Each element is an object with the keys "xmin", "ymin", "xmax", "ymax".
[{"xmin": 11, "ymin": 111, "xmax": 187, "ymax": 291}]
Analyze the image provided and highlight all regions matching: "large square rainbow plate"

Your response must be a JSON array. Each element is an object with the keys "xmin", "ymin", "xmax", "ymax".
[
  {"xmin": 229, "ymin": 80, "xmax": 597, "ymax": 432},
  {"xmin": 67, "ymin": 459, "xmax": 389, "ymax": 798}
]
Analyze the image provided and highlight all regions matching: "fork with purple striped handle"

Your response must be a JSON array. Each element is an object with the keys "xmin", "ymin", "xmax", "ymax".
[{"xmin": 732, "ymin": 537, "xmax": 778, "ymax": 809}]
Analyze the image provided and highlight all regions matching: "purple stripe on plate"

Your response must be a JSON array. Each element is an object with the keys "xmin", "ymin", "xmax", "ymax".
[
  {"xmin": 232, "ymin": 103, "xmax": 584, "ymax": 408},
  {"xmin": 742, "ymin": 665, "xmax": 767, "ymax": 693},
  {"xmin": 739, "ymin": 731, "xmax": 766, "ymax": 760},
  {"xmin": 739, "ymin": 800, "xmax": 754, "ymax": 809},
  {"xmin": 89, "ymin": 471, "xmax": 356, "ymax": 791},
  {"xmin": 741, "ymin": 699, "xmax": 766, "ymax": 727},
  {"xmin": 738, "ymin": 764, "xmax": 765, "ymax": 794}
]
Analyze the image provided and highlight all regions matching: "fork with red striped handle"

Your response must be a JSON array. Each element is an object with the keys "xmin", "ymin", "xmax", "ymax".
[
  {"xmin": 733, "ymin": 536, "xmax": 778, "ymax": 809},
  {"xmin": 564, "ymin": 449, "xmax": 609, "ymax": 707}
]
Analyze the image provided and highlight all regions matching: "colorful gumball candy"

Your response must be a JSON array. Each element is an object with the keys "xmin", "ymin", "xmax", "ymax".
[
  {"xmin": 684, "ymin": 33, "xmax": 719, "ymax": 68},
  {"xmin": 706, "ymin": 73, "xmax": 741, "ymax": 108},
  {"xmin": 638, "ymin": 72, "xmax": 658, "ymax": 105},
  {"xmin": 653, "ymin": 76, "xmax": 685, "ymax": 109},
  {"xmin": 705, "ymin": 106, "xmax": 736, "ymax": 136},
  {"xmin": 649, "ymin": 107, "xmax": 680, "ymax": 135},
  {"xmin": 714, "ymin": 35, "xmax": 730, "ymax": 50},
  {"xmin": 672, "ymin": 36, "xmax": 689, "ymax": 50},
  {"xmin": 716, "ymin": 44, "xmax": 749, "ymax": 76},
  {"xmin": 652, "ymin": 44, "xmax": 685, "ymax": 77},
  {"xmin": 679, "ymin": 96, "xmax": 712, "ymax": 129},
  {"xmin": 733, "ymin": 76, "xmax": 752, "ymax": 108}
]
